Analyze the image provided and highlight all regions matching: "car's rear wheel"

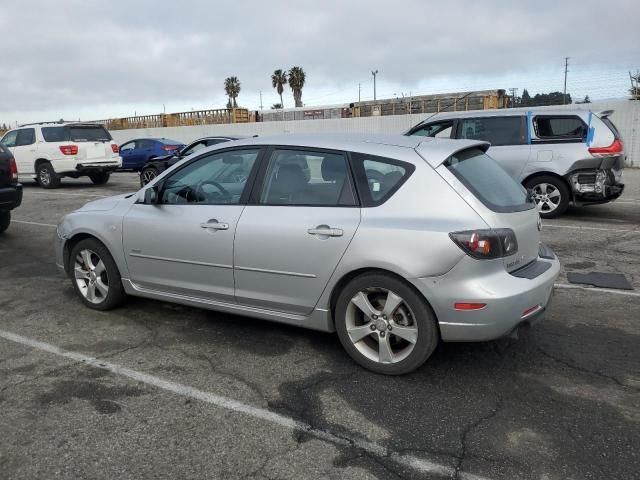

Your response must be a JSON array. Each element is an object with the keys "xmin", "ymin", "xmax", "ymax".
[
  {"xmin": 0, "ymin": 211, "xmax": 10, "ymax": 234},
  {"xmin": 69, "ymin": 238, "xmax": 127, "ymax": 310},
  {"xmin": 335, "ymin": 272, "xmax": 439, "ymax": 375},
  {"xmin": 140, "ymin": 166, "xmax": 159, "ymax": 186},
  {"xmin": 524, "ymin": 175, "xmax": 570, "ymax": 219},
  {"xmin": 36, "ymin": 162, "xmax": 61, "ymax": 189},
  {"xmin": 89, "ymin": 172, "xmax": 110, "ymax": 185}
]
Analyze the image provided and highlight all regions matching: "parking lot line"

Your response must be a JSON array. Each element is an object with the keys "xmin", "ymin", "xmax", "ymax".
[
  {"xmin": 0, "ymin": 328, "xmax": 491, "ymax": 480},
  {"xmin": 543, "ymin": 224, "xmax": 640, "ymax": 234},
  {"xmin": 554, "ymin": 283, "xmax": 640, "ymax": 297},
  {"xmin": 12, "ymin": 219, "xmax": 57, "ymax": 228},
  {"xmin": 24, "ymin": 191, "xmax": 109, "ymax": 198}
]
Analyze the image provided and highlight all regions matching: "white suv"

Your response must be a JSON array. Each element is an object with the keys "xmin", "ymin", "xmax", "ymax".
[{"xmin": 0, "ymin": 122, "xmax": 122, "ymax": 188}]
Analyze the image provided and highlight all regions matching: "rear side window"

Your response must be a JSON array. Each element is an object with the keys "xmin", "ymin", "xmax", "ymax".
[
  {"xmin": 350, "ymin": 152, "xmax": 414, "ymax": 207},
  {"xmin": 68, "ymin": 126, "xmax": 112, "ymax": 142},
  {"xmin": 457, "ymin": 117, "xmax": 525, "ymax": 146},
  {"xmin": 444, "ymin": 148, "xmax": 533, "ymax": 213},
  {"xmin": 534, "ymin": 116, "xmax": 586, "ymax": 140},
  {"xmin": 410, "ymin": 121, "xmax": 453, "ymax": 138},
  {"xmin": 42, "ymin": 127, "xmax": 68, "ymax": 142},
  {"xmin": 158, "ymin": 138, "xmax": 183, "ymax": 145},
  {"xmin": 259, "ymin": 149, "xmax": 356, "ymax": 206},
  {"xmin": 15, "ymin": 128, "xmax": 36, "ymax": 146}
]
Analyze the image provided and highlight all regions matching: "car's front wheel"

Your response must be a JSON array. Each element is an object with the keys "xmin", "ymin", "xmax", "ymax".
[
  {"xmin": 36, "ymin": 162, "xmax": 61, "ymax": 189},
  {"xmin": 0, "ymin": 211, "xmax": 10, "ymax": 234},
  {"xmin": 69, "ymin": 238, "xmax": 127, "ymax": 310},
  {"xmin": 89, "ymin": 172, "xmax": 110, "ymax": 185},
  {"xmin": 335, "ymin": 272, "xmax": 439, "ymax": 375},
  {"xmin": 524, "ymin": 175, "xmax": 570, "ymax": 219},
  {"xmin": 140, "ymin": 166, "xmax": 159, "ymax": 186}
]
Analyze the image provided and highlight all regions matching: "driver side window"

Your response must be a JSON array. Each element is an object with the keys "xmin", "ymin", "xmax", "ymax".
[{"xmin": 160, "ymin": 149, "xmax": 260, "ymax": 205}]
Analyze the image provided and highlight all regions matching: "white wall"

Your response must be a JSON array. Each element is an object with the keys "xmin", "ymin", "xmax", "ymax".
[{"xmin": 110, "ymin": 99, "xmax": 640, "ymax": 167}]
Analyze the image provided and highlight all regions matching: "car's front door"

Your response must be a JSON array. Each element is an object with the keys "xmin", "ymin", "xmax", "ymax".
[
  {"xmin": 234, "ymin": 147, "xmax": 361, "ymax": 315},
  {"xmin": 455, "ymin": 116, "xmax": 531, "ymax": 181},
  {"xmin": 122, "ymin": 147, "xmax": 262, "ymax": 301}
]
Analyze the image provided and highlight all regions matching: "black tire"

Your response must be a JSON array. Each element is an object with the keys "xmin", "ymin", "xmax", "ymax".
[
  {"xmin": 89, "ymin": 172, "xmax": 110, "ymax": 185},
  {"xmin": 36, "ymin": 162, "xmax": 61, "ymax": 189},
  {"xmin": 335, "ymin": 272, "xmax": 439, "ymax": 375},
  {"xmin": 0, "ymin": 211, "xmax": 10, "ymax": 234},
  {"xmin": 68, "ymin": 238, "xmax": 127, "ymax": 310},
  {"xmin": 524, "ymin": 175, "xmax": 570, "ymax": 219},
  {"xmin": 140, "ymin": 166, "xmax": 160, "ymax": 187}
]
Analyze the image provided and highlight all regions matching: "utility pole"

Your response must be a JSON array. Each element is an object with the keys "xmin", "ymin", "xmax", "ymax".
[
  {"xmin": 358, "ymin": 83, "xmax": 361, "ymax": 102},
  {"xmin": 371, "ymin": 70, "xmax": 378, "ymax": 101},
  {"xmin": 563, "ymin": 57, "xmax": 570, "ymax": 105},
  {"xmin": 509, "ymin": 88, "xmax": 518, "ymax": 108},
  {"xmin": 259, "ymin": 90, "xmax": 263, "ymax": 110}
]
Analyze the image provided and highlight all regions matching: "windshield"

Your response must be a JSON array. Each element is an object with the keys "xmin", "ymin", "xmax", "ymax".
[
  {"xmin": 444, "ymin": 148, "xmax": 534, "ymax": 213},
  {"xmin": 68, "ymin": 126, "xmax": 112, "ymax": 142}
]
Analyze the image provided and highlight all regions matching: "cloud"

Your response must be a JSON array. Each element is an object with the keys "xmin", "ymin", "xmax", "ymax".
[{"xmin": 0, "ymin": 0, "xmax": 638, "ymax": 121}]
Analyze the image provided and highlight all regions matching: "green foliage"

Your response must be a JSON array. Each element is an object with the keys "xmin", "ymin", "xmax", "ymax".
[
  {"xmin": 288, "ymin": 66, "xmax": 306, "ymax": 108},
  {"xmin": 224, "ymin": 76, "xmax": 241, "ymax": 108},
  {"xmin": 520, "ymin": 90, "xmax": 571, "ymax": 107},
  {"xmin": 271, "ymin": 69, "xmax": 287, "ymax": 108}
]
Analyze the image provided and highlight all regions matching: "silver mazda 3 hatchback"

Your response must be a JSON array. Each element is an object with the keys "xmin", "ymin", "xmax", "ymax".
[{"xmin": 56, "ymin": 134, "xmax": 560, "ymax": 374}]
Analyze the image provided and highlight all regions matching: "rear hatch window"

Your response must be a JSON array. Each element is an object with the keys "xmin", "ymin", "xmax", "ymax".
[
  {"xmin": 68, "ymin": 125, "xmax": 112, "ymax": 142},
  {"xmin": 444, "ymin": 148, "xmax": 534, "ymax": 213}
]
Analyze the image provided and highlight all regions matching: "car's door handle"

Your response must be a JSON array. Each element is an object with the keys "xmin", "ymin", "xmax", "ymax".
[
  {"xmin": 200, "ymin": 220, "xmax": 229, "ymax": 230},
  {"xmin": 308, "ymin": 226, "xmax": 344, "ymax": 237}
]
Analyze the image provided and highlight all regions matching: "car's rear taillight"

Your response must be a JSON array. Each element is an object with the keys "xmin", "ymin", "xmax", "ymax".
[
  {"xmin": 161, "ymin": 145, "xmax": 180, "ymax": 151},
  {"xmin": 449, "ymin": 229, "xmax": 518, "ymax": 259},
  {"xmin": 588, "ymin": 138, "xmax": 623, "ymax": 156},
  {"xmin": 9, "ymin": 157, "xmax": 18, "ymax": 182},
  {"xmin": 111, "ymin": 144, "xmax": 119, "ymax": 153},
  {"xmin": 59, "ymin": 145, "xmax": 79, "ymax": 155}
]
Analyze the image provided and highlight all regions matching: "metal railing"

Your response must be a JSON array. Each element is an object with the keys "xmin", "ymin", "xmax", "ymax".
[{"xmin": 93, "ymin": 108, "xmax": 250, "ymax": 131}]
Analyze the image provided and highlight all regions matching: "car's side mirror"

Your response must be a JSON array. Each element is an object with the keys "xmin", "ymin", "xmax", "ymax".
[{"xmin": 143, "ymin": 186, "xmax": 159, "ymax": 204}]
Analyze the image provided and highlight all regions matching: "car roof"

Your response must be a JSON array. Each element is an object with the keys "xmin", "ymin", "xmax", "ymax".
[
  {"xmin": 195, "ymin": 133, "xmax": 489, "ymax": 168},
  {"xmin": 413, "ymin": 107, "xmax": 593, "ymax": 125}
]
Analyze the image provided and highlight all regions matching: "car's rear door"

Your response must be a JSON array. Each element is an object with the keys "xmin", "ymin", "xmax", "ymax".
[
  {"xmin": 122, "ymin": 147, "xmax": 263, "ymax": 302},
  {"xmin": 455, "ymin": 116, "xmax": 530, "ymax": 181},
  {"xmin": 233, "ymin": 146, "xmax": 361, "ymax": 315}
]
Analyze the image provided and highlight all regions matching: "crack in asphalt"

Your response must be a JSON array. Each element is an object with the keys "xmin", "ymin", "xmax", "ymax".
[
  {"xmin": 453, "ymin": 396, "xmax": 505, "ymax": 480},
  {"xmin": 536, "ymin": 346, "xmax": 639, "ymax": 391}
]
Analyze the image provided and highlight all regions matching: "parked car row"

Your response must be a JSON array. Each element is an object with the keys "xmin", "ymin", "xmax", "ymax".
[
  {"xmin": 55, "ymin": 133, "xmax": 560, "ymax": 374},
  {"xmin": 405, "ymin": 109, "xmax": 626, "ymax": 218}
]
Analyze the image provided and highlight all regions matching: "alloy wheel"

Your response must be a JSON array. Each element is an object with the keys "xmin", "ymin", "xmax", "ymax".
[
  {"xmin": 531, "ymin": 182, "xmax": 561, "ymax": 213},
  {"xmin": 74, "ymin": 249, "xmax": 109, "ymax": 304},
  {"xmin": 39, "ymin": 168, "xmax": 51, "ymax": 186},
  {"xmin": 345, "ymin": 288, "xmax": 418, "ymax": 364},
  {"xmin": 142, "ymin": 169, "xmax": 157, "ymax": 185}
]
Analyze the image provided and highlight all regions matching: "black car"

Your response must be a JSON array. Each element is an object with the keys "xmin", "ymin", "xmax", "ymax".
[
  {"xmin": 139, "ymin": 136, "xmax": 248, "ymax": 186},
  {"xmin": 0, "ymin": 143, "xmax": 23, "ymax": 234}
]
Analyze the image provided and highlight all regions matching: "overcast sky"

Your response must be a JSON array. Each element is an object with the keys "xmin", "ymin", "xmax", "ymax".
[{"xmin": 1, "ymin": 0, "xmax": 638, "ymax": 125}]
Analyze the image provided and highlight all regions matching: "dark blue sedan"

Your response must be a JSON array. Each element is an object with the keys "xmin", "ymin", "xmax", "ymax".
[{"xmin": 118, "ymin": 138, "xmax": 185, "ymax": 171}]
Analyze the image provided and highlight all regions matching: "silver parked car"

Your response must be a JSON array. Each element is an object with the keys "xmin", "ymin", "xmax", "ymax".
[
  {"xmin": 406, "ymin": 109, "xmax": 625, "ymax": 218},
  {"xmin": 55, "ymin": 134, "xmax": 560, "ymax": 374}
]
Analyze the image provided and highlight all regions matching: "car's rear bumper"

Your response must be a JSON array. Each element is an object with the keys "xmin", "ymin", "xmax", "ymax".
[
  {"xmin": 411, "ymin": 243, "xmax": 560, "ymax": 342},
  {"xmin": 48, "ymin": 157, "xmax": 122, "ymax": 175},
  {"xmin": 0, "ymin": 184, "xmax": 23, "ymax": 211}
]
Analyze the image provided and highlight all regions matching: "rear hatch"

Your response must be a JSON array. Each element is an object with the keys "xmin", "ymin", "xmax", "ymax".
[
  {"xmin": 437, "ymin": 146, "xmax": 540, "ymax": 272},
  {"xmin": 67, "ymin": 125, "xmax": 117, "ymax": 163}
]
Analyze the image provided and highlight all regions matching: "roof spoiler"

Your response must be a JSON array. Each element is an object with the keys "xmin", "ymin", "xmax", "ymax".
[{"xmin": 597, "ymin": 110, "xmax": 614, "ymax": 119}]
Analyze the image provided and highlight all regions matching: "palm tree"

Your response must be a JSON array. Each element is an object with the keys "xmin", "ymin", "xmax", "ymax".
[
  {"xmin": 288, "ymin": 66, "xmax": 306, "ymax": 108},
  {"xmin": 224, "ymin": 76, "xmax": 241, "ymax": 108},
  {"xmin": 271, "ymin": 69, "xmax": 287, "ymax": 108}
]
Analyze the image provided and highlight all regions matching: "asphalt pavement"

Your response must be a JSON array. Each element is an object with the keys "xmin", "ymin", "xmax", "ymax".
[{"xmin": 1, "ymin": 170, "xmax": 639, "ymax": 480}]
